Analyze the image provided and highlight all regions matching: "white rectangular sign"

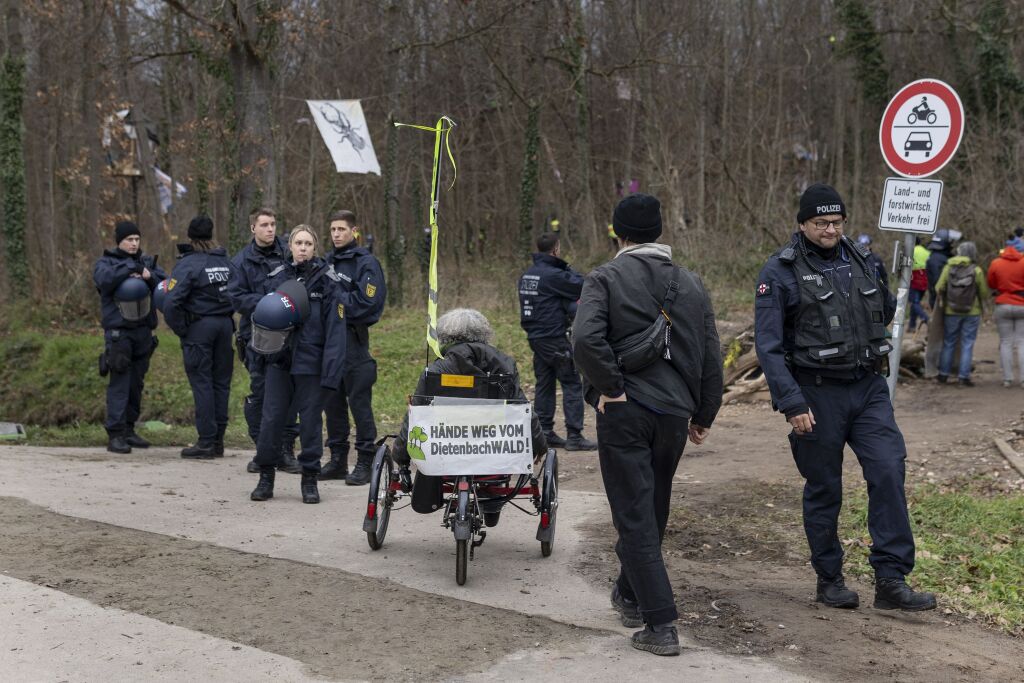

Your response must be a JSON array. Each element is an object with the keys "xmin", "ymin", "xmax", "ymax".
[
  {"xmin": 878, "ymin": 177, "xmax": 943, "ymax": 234},
  {"xmin": 306, "ymin": 99, "xmax": 381, "ymax": 175},
  {"xmin": 407, "ymin": 403, "xmax": 534, "ymax": 476}
]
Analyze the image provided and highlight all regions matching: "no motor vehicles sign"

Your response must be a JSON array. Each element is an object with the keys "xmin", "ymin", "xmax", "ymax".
[{"xmin": 878, "ymin": 79, "xmax": 964, "ymax": 178}]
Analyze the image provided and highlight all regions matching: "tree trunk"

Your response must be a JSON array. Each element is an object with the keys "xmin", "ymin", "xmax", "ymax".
[{"xmin": 1, "ymin": 0, "xmax": 28, "ymax": 296}]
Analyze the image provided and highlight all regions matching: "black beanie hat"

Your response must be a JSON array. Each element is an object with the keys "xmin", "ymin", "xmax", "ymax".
[
  {"xmin": 187, "ymin": 215, "xmax": 214, "ymax": 240},
  {"xmin": 613, "ymin": 193, "xmax": 663, "ymax": 244},
  {"xmin": 797, "ymin": 183, "xmax": 846, "ymax": 224},
  {"xmin": 114, "ymin": 220, "xmax": 140, "ymax": 244}
]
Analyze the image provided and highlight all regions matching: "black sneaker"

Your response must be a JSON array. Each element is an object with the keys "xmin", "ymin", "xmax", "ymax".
[
  {"xmin": 630, "ymin": 623, "xmax": 680, "ymax": 656},
  {"xmin": 611, "ymin": 586, "xmax": 643, "ymax": 628},
  {"xmin": 936, "ymin": 374, "xmax": 948, "ymax": 384},
  {"xmin": 565, "ymin": 434, "xmax": 598, "ymax": 451},
  {"xmin": 958, "ymin": 377, "xmax": 975, "ymax": 387},
  {"xmin": 544, "ymin": 431, "xmax": 567, "ymax": 448},
  {"xmin": 816, "ymin": 575, "xmax": 859, "ymax": 608},
  {"xmin": 874, "ymin": 577, "xmax": 937, "ymax": 612}
]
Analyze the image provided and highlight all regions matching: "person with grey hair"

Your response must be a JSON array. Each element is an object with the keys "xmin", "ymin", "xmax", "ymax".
[
  {"xmin": 391, "ymin": 309, "xmax": 547, "ymax": 488},
  {"xmin": 936, "ymin": 241, "xmax": 990, "ymax": 386}
]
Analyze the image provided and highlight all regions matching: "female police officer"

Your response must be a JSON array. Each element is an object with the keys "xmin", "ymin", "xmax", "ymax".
[
  {"xmin": 93, "ymin": 220, "xmax": 165, "ymax": 454},
  {"xmin": 249, "ymin": 225, "xmax": 346, "ymax": 504},
  {"xmin": 163, "ymin": 216, "xmax": 236, "ymax": 459}
]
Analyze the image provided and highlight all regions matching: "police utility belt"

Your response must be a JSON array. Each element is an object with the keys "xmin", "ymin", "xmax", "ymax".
[{"xmin": 612, "ymin": 265, "xmax": 680, "ymax": 373}]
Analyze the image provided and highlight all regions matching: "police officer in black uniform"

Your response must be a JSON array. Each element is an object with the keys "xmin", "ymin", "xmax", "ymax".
[
  {"xmin": 754, "ymin": 184, "xmax": 936, "ymax": 612},
  {"xmin": 163, "ymin": 216, "xmax": 236, "ymax": 458},
  {"xmin": 93, "ymin": 221, "xmax": 165, "ymax": 454},
  {"xmin": 518, "ymin": 232, "xmax": 597, "ymax": 451},
  {"xmin": 227, "ymin": 207, "xmax": 300, "ymax": 474},
  {"xmin": 319, "ymin": 210, "xmax": 387, "ymax": 485}
]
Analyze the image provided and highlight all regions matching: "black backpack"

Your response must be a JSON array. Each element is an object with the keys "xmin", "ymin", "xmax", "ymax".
[{"xmin": 945, "ymin": 263, "xmax": 978, "ymax": 313}]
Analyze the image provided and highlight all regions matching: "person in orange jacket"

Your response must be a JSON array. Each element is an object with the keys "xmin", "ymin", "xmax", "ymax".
[{"xmin": 987, "ymin": 241, "xmax": 1024, "ymax": 387}]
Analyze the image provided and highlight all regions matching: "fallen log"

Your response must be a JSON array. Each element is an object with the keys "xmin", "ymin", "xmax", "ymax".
[{"xmin": 993, "ymin": 438, "xmax": 1024, "ymax": 479}]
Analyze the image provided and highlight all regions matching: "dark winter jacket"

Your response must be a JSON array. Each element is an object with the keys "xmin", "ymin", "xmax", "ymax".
[
  {"xmin": 328, "ymin": 243, "xmax": 387, "ymax": 327},
  {"xmin": 394, "ymin": 341, "xmax": 547, "ymax": 461},
  {"xmin": 162, "ymin": 246, "xmax": 235, "ymax": 337},
  {"xmin": 518, "ymin": 253, "xmax": 585, "ymax": 339},
  {"xmin": 93, "ymin": 248, "xmax": 166, "ymax": 330},
  {"xmin": 572, "ymin": 243, "xmax": 724, "ymax": 427},
  {"xmin": 266, "ymin": 257, "xmax": 347, "ymax": 389},
  {"xmin": 228, "ymin": 237, "xmax": 290, "ymax": 342}
]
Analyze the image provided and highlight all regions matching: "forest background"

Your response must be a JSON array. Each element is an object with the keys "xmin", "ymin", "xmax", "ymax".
[{"xmin": 1, "ymin": 0, "xmax": 1023, "ymax": 315}]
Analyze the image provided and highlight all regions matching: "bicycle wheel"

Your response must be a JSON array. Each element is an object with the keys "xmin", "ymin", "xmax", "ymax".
[
  {"xmin": 456, "ymin": 539, "xmax": 468, "ymax": 585},
  {"xmin": 366, "ymin": 447, "xmax": 393, "ymax": 550}
]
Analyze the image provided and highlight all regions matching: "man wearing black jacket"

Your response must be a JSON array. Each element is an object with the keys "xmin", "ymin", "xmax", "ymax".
[
  {"xmin": 518, "ymin": 233, "xmax": 596, "ymax": 450},
  {"xmin": 573, "ymin": 194, "xmax": 723, "ymax": 656}
]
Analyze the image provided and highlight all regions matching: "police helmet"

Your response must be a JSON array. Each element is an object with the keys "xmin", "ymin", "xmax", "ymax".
[
  {"xmin": 114, "ymin": 276, "xmax": 152, "ymax": 321},
  {"xmin": 856, "ymin": 234, "xmax": 872, "ymax": 246},
  {"xmin": 153, "ymin": 279, "xmax": 169, "ymax": 312},
  {"xmin": 250, "ymin": 280, "xmax": 311, "ymax": 354}
]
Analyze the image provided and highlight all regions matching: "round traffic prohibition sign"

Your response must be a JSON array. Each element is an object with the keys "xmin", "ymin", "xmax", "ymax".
[{"xmin": 879, "ymin": 79, "xmax": 964, "ymax": 178}]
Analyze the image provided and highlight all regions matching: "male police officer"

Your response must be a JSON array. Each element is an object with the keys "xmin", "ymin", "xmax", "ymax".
[
  {"xmin": 754, "ymin": 183, "xmax": 936, "ymax": 612},
  {"xmin": 518, "ymin": 232, "xmax": 596, "ymax": 450},
  {"xmin": 320, "ymin": 210, "xmax": 387, "ymax": 485},
  {"xmin": 227, "ymin": 207, "xmax": 300, "ymax": 473},
  {"xmin": 93, "ymin": 221, "xmax": 165, "ymax": 453},
  {"xmin": 573, "ymin": 194, "xmax": 723, "ymax": 656}
]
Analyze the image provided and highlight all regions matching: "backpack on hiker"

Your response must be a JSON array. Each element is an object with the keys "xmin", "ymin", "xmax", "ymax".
[{"xmin": 945, "ymin": 263, "xmax": 978, "ymax": 314}]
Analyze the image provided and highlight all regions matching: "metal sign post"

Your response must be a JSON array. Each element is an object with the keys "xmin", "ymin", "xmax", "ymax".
[{"xmin": 877, "ymin": 79, "xmax": 964, "ymax": 402}]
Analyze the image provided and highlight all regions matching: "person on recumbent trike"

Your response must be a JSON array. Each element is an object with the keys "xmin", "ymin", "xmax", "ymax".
[{"xmin": 392, "ymin": 308, "xmax": 548, "ymax": 516}]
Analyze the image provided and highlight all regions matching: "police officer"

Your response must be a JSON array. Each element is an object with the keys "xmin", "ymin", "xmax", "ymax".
[
  {"xmin": 93, "ymin": 221, "xmax": 165, "ymax": 454},
  {"xmin": 754, "ymin": 183, "xmax": 936, "ymax": 612},
  {"xmin": 227, "ymin": 207, "xmax": 300, "ymax": 474},
  {"xmin": 163, "ymin": 216, "xmax": 236, "ymax": 459},
  {"xmin": 249, "ymin": 225, "xmax": 347, "ymax": 504},
  {"xmin": 518, "ymin": 232, "xmax": 596, "ymax": 451},
  {"xmin": 320, "ymin": 210, "xmax": 387, "ymax": 485},
  {"xmin": 856, "ymin": 234, "xmax": 888, "ymax": 289}
]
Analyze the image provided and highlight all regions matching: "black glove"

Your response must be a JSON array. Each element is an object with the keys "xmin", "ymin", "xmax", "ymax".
[{"xmin": 235, "ymin": 334, "xmax": 247, "ymax": 364}]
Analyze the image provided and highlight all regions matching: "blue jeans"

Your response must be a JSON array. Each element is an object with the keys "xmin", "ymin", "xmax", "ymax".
[
  {"xmin": 939, "ymin": 314, "xmax": 981, "ymax": 379},
  {"xmin": 908, "ymin": 289, "xmax": 929, "ymax": 330}
]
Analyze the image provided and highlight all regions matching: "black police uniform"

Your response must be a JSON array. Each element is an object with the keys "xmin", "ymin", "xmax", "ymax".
[
  {"xmin": 163, "ymin": 246, "xmax": 235, "ymax": 452},
  {"xmin": 754, "ymin": 233, "xmax": 916, "ymax": 582},
  {"xmin": 518, "ymin": 252, "xmax": 585, "ymax": 439},
  {"xmin": 93, "ymin": 248, "xmax": 165, "ymax": 443},
  {"xmin": 227, "ymin": 237, "xmax": 299, "ymax": 448},
  {"xmin": 253, "ymin": 257, "xmax": 347, "ymax": 476},
  {"xmin": 322, "ymin": 242, "xmax": 387, "ymax": 481}
]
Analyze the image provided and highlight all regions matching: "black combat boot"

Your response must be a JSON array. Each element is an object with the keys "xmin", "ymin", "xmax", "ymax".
[
  {"xmin": 250, "ymin": 468, "xmax": 275, "ymax": 501},
  {"xmin": 124, "ymin": 425, "xmax": 150, "ymax": 449},
  {"xmin": 301, "ymin": 472, "xmax": 321, "ymax": 504},
  {"xmin": 874, "ymin": 577, "xmax": 937, "ymax": 611},
  {"xmin": 565, "ymin": 432, "xmax": 598, "ymax": 451},
  {"xmin": 246, "ymin": 458, "xmax": 260, "ymax": 473},
  {"xmin": 816, "ymin": 575, "xmax": 860, "ymax": 608},
  {"xmin": 107, "ymin": 434, "xmax": 132, "ymax": 454},
  {"xmin": 318, "ymin": 451, "xmax": 349, "ymax": 480},
  {"xmin": 181, "ymin": 441, "xmax": 217, "ymax": 459},
  {"xmin": 544, "ymin": 431, "xmax": 567, "ymax": 447},
  {"xmin": 214, "ymin": 426, "xmax": 226, "ymax": 457},
  {"xmin": 345, "ymin": 453, "xmax": 373, "ymax": 486},
  {"xmin": 278, "ymin": 443, "xmax": 301, "ymax": 474},
  {"xmin": 611, "ymin": 585, "xmax": 643, "ymax": 628},
  {"xmin": 631, "ymin": 623, "xmax": 680, "ymax": 656}
]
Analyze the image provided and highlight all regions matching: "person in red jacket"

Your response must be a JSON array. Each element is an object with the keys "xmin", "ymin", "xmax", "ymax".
[{"xmin": 987, "ymin": 244, "xmax": 1024, "ymax": 387}]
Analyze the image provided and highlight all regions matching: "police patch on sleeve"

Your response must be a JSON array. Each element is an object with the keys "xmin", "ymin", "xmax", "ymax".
[
  {"xmin": 756, "ymin": 282, "xmax": 771, "ymax": 296},
  {"xmin": 365, "ymin": 282, "xmax": 377, "ymax": 298},
  {"xmin": 337, "ymin": 303, "xmax": 345, "ymax": 319},
  {"xmin": 166, "ymin": 278, "xmax": 177, "ymax": 291}
]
